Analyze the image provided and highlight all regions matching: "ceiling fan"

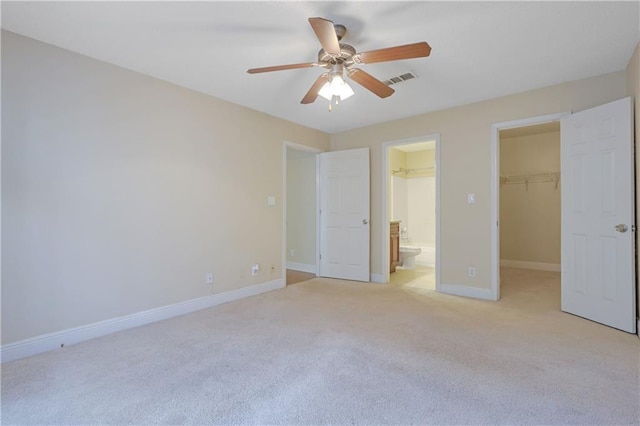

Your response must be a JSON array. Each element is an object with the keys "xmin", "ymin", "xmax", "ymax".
[{"xmin": 247, "ymin": 17, "xmax": 431, "ymax": 108}]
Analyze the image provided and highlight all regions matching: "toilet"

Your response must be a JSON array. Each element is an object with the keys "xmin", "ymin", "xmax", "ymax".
[{"xmin": 399, "ymin": 245, "xmax": 422, "ymax": 269}]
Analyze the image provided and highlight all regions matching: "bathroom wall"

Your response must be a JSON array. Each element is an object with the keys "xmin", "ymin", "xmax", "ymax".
[
  {"xmin": 500, "ymin": 130, "xmax": 561, "ymax": 267},
  {"xmin": 407, "ymin": 176, "xmax": 436, "ymax": 245},
  {"xmin": 389, "ymin": 147, "xmax": 407, "ymax": 174},
  {"xmin": 392, "ymin": 176, "xmax": 409, "ymax": 228},
  {"xmin": 391, "ymin": 148, "xmax": 436, "ymax": 245},
  {"xmin": 407, "ymin": 150, "xmax": 436, "ymax": 177}
]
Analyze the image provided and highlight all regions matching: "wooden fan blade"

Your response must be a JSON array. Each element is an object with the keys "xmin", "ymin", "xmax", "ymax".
[
  {"xmin": 247, "ymin": 62, "xmax": 319, "ymax": 74},
  {"xmin": 347, "ymin": 68, "xmax": 394, "ymax": 98},
  {"xmin": 355, "ymin": 42, "xmax": 431, "ymax": 64},
  {"xmin": 309, "ymin": 17, "xmax": 341, "ymax": 56},
  {"xmin": 301, "ymin": 74, "xmax": 330, "ymax": 104}
]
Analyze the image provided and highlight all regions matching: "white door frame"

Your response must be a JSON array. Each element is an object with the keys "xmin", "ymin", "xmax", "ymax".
[
  {"xmin": 381, "ymin": 134, "xmax": 441, "ymax": 285},
  {"xmin": 490, "ymin": 112, "xmax": 570, "ymax": 300},
  {"xmin": 282, "ymin": 141, "xmax": 323, "ymax": 280}
]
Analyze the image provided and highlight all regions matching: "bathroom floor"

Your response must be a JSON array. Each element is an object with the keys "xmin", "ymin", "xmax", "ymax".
[{"xmin": 389, "ymin": 265, "xmax": 435, "ymax": 292}]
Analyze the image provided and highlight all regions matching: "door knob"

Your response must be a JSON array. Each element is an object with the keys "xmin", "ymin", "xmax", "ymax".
[
  {"xmin": 615, "ymin": 224, "xmax": 628, "ymax": 233},
  {"xmin": 362, "ymin": 219, "xmax": 368, "ymax": 225}
]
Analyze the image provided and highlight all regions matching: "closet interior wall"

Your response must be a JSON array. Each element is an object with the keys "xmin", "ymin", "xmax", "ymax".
[{"xmin": 499, "ymin": 129, "xmax": 561, "ymax": 269}]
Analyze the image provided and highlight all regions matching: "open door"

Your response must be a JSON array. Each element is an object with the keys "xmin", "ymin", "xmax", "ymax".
[
  {"xmin": 561, "ymin": 97, "xmax": 636, "ymax": 333},
  {"xmin": 319, "ymin": 148, "xmax": 370, "ymax": 281}
]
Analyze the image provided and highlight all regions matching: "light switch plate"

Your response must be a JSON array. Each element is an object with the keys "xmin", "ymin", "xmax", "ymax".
[
  {"xmin": 467, "ymin": 193, "xmax": 475, "ymax": 204},
  {"xmin": 267, "ymin": 196, "xmax": 276, "ymax": 206}
]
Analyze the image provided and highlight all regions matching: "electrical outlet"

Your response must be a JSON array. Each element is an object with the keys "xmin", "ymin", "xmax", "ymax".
[
  {"xmin": 251, "ymin": 264, "xmax": 259, "ymax": 276},
  {"xmin": 206, "ymin": 273, "xmax": 214, "ymax": 284},
  {"xmin": 468, "ymin": 267, "xmax": 476, "ymax": 277}
]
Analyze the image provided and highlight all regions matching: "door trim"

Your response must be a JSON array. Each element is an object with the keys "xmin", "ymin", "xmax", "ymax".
[
  {"xmin": 381, "ymin": 134, "xmax": 441, "ymax": 286},
  {"xmin": 282, "ymin": 141, "xmax": 323, "ymax": 282},
  {"xmin": 490, "ymin": 112, "xmax": 570, "ymax": 301}
]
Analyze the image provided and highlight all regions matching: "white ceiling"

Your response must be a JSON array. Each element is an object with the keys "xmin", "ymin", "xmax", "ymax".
[{"xmin": 2, "ymin": 1, "xmax": 639, "ymax": 134}]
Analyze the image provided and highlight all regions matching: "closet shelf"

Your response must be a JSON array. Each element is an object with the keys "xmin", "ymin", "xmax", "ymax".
[
  {"xmin": 500, "ymin": 172, "xmax": 561, "ymax": 189},
  {"xmin": 391, "ymin": 166, "xmax": 435, "ymax": 176}
]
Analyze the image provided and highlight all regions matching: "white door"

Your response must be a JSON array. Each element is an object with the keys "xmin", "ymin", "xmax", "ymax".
[
  {"xmin": 561, "ymin": 97, "xmax": 636, "ymax": 333},
  {"xmin": 319, "ymin": 148, "xmax": 370, "ymax": 281}
]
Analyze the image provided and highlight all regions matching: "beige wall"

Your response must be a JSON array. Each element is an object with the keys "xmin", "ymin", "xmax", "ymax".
[
  {"xmin": 627, "ymin": 41, "xmax": 639, "ymax": 314},
  {"xmin": 331, "ymin": 70, "xmax": 627, "ymax": 288},
  {"xmin": 4, "ymin": 31, "xmax": 638, "ymax": 344},
  {"xmin": 1, "ymin": 31, "xmax": 329, "ymax": 344},
  {"xmin": 500, "ymin": 131, "xmax": 560, "ymax": 265},
  {"xmin": 286, "ymin": 148, "xmax": 317, "ymax": 267}
]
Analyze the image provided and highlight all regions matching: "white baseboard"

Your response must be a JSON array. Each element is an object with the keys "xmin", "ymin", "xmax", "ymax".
[
  {"xmin": 286, "ymin": 261, "xmax": 316, "ymax": 274},
  {"xmin": 370, "ymin": 273, "xmax": 385, "ymax": 283},
  {"xmin": 438, "ymin": 282, "xmax": 497, "ymax": 301},
  {"xmin": 500, "ymin": 259, "xmax": 561, "ymax": 272},
  {"xmin": 1, "ymin": 278, "xmax": 285, "ymax": 364}
]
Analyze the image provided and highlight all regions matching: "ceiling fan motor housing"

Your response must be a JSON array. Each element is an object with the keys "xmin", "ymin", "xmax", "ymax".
[
  {"xmin": 334, "ymin": 24, "xmax": 347, "ymax": 40},
  {"xmin": 318, "ymin": 43, "xmax": 357, "ymax": 64}
]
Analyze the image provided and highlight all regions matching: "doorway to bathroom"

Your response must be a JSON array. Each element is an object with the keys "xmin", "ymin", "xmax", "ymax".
[{"xmin": 382, "ymin": 135, "xmax": 440, "ymax": 292}]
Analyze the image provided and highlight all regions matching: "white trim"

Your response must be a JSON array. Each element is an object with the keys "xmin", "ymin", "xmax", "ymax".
[
  {"xmin": 370, "ymin": 273, "xmax": 385, "ymax": 283},
  {"xmin": 286, "ymin": 261, "xmax": 316, "ymax": 274},
  {"xmin": 315, "ymin": 153, "xmax": 321, "ymax": 275},
  {"xmin": 500, "ymin": 259, "xmax": 561, "ymax": 272},
  {"xmin": 282, "ymin": 141, "xmax": 322, "ymax": 282},
  {"xmin": 439, "ymin": 282, "xmax": 496, "ymax": 301},
  {"xmin": 491, "ymin": 112, "xmax": 570, "ymax": 302},
  {"xmin": 1, "ymin": 278, "xmax": 284, "ymax": 363},
  {"xmin": 434, "ymin": 136, "xmax": 441, "ymax": 293},
  {"xmin": 381, "ymin": 134, "xmax": 441, "ymax": 289}
]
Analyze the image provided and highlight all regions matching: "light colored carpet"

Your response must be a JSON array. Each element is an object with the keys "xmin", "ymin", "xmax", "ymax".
[{"xmin": 2, "ymin": 268, "xmax": 639, "ymax": 425}]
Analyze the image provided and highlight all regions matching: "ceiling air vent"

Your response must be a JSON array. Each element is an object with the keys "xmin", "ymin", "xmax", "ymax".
[{"xmin": 383, "ymin": 72, "xmax": 417, "ymax": 86}]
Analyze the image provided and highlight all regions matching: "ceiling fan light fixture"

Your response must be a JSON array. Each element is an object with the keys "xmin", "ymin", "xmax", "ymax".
[
  {"xmin": 318, "ymin": 64, "xmax": 354, "ymax": 104},
  {"xmin": 318, "ymin": 74, "xmax": 354, "ymax": 102}
]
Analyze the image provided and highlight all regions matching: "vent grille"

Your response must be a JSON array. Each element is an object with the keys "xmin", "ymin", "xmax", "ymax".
[{"xmin": 383, "ymin": 72, "xmax": 416, "ymax": 86}]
